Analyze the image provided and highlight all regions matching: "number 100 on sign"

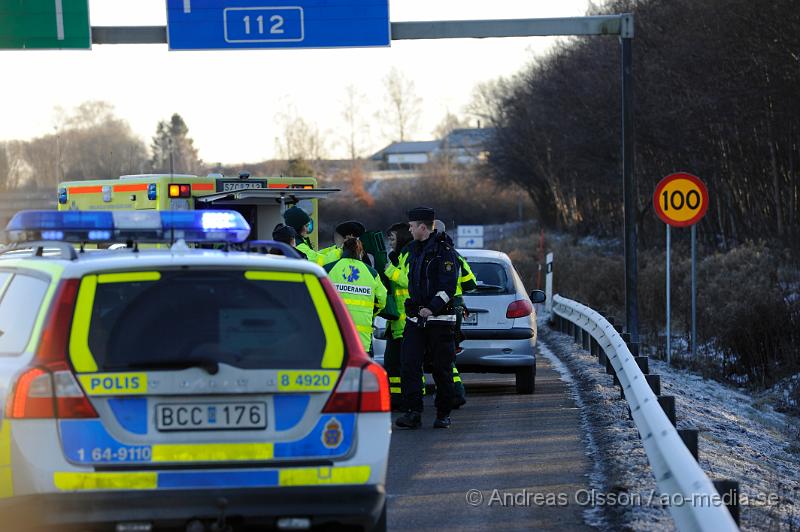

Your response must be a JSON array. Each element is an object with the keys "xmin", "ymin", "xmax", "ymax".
[
  {"xmin": 653, "ymin": 172, "xmax": 709, "ymax": 227},
  {"xmin": 225, "ymin": 7, "xmax": 303, "ymax": 42}
]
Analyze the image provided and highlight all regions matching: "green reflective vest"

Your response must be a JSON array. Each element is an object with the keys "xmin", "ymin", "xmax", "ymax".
[
  {"xmin": 384, "ymin": 251, "xmax": 410, "ymax": 340},
  {"xmin": 296, "ymin": 237, "xmax": 341, "ymax": 266},
  {"xmin": 456, "ymin": 255, "xmax": 477, "ymax": 296},
  {"xmin": 325, "ymin": 257, "xmax": 387, "ymax": 351}
]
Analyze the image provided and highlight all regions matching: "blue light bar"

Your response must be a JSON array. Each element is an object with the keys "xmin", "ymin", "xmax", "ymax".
[{"xmin": 4, "ymin": 210, "xmax": 251, "ymax": 244}]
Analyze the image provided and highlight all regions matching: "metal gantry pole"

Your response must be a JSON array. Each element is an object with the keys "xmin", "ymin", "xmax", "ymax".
[
  {"xmin": 691, "ymin": 224, "xmax": 697, "ymax": 358},
  {"xmin": 621, "ymin": 20, "xmax": 638, "ymax": 344}
]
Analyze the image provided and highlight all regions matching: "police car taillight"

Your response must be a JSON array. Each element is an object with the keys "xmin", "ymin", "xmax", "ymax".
[
  {"xmin": 5, "ymin": 280, "xmax": 98, "ymax": 420},
  {"xmin": 506, "ymin": 299, "xmax": 533, "ymax": 319},
  {"xmin": 319, "ymin": 277, "xmax": 390, "ymax": 413}
]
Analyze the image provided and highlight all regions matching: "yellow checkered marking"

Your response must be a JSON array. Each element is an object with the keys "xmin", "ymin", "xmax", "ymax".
[
  {"xmin": 97, "ymin": 272, "xmax": 160, "ymax": 284},
  {"xmin": 304, "ymin": 274, "xmax": 344, "ymax": 369},
  {"xmin": 151, "ymin": 443, "xmax": 274, "ymax": 462},
  {"xmin": 70, "ymin": 275, "xmax": 99, "ymax": 372},
  {"xmin": 279, "ymin": 466, "xmax": 371, "ymax": 486},
  {"xmin": 0, "ymin": 421, "xmax": 12, "ymax": 498},
  {"xmin": 54, "ymin": 472, "xmax": 157, "ymax": 491}
]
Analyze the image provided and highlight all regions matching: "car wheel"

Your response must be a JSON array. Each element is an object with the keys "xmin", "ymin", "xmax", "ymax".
[
  {"xmin": 515, "ymin": 366, "xmax": 535, "ymax": 394},
  {"xmin": 370, "ymin": 501, "xmax": 387, "ymax": 532}
]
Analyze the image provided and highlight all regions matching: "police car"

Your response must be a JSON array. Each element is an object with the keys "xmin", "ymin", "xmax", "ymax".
[{"xmin": 0, "ymin": 210, "xmax": 390, "ymax": 531}]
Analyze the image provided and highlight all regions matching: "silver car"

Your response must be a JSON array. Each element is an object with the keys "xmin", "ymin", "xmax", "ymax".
[
  {"xmin": 372, "ymin": 248, "xmax": 544, "ymax": 395},
  {"xmin": 457, "ymin": 249, "xmax": 545, "ymax": 394}
]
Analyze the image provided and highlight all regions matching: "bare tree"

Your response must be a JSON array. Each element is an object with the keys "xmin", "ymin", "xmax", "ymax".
[
  {"xmin": 382, "ymin": 67, "xmax": 422, "ymax": 142},
  {"xmin": 341, "ymin": 84, "xmax": 370, "ymax": 161},
  {"xmin": 274, "ymin": 107, "xmax": 327, "ymax": 175}
]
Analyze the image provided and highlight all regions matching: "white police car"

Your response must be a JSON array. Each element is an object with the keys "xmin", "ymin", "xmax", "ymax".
[{"xmin": 0, "ymin": 210, "xmax": 390, "ymax": 531}]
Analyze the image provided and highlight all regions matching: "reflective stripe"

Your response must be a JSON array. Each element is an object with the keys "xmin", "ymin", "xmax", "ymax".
[
  {"xmin": 390, "ymin": 269, "xmax": 400, "ymax": 281},
  {"xmin": 278, "ymin": 465, "xmax": 370, "ymax": 486},
  {"xmin": 388, "ymin": 377, "xmax": 401, "ymax": 383},
  {"xmin": 152, "ymin": 443, "xmax": 274, "ymax": 462},
  {"xmin": 245, "ymin": 271, "xmax": 303, "ymax": 283},
  {"xmin": 395, "ymin": 289, "xmax": 409, "ymax": 296},
  {"xmin": 435, "ymin": 291, "xmax": 450, "ymax": 304},
  {"xmin": 0, "ymin": 421, "xmax": 12, "ymax": 498},
  {"xmin": 54, "ymin": 472, "xmax": 157, "ymax": 491},
  {"xmin": 390, "ymin": 387, "xmax": 402, "ymax": 394},
  {"xmin": 453, "ymin": 377, "xmax": 462, "ymax": 383},
  {"xmin": 97, "ymin": 272, "xmax": 160, "ymax": 284},
  {"xmin": 427, "ymin": 314, "xmax": 457, "ymax": 322},
  {"xmin": 452, "ymin": 367, "xmax": 459, "ymax": 374},
  {"xmin": 304, "ymin": 274, "xmax": 344, "ymax": 369},
  {"xmin": 341, "ymin": 298, "xmax": 374, "ymax": 308},
  {"xmin": 70, "ymin": 275, "xmax": 99, "ymax": 373}
]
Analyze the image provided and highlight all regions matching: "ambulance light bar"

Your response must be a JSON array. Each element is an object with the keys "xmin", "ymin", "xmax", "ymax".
[{"xmin": 5, "ymin": 210, "xmax": 250, "ymax": 243}]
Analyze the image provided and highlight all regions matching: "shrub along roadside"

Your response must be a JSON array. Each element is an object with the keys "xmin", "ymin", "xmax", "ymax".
[{"xmin": 499, "ymin": 234, "xmax": 800, "ymax": 393}]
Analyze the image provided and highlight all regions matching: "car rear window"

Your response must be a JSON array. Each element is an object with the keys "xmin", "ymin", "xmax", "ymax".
[
  {"xmin": 0, "ymin": 272, "xmax": 50, "ymax": 356},
  {"xmin": 469, "ymin": 262, "xmax": 511, "ymax": 295},
  {"xmin": 86, "ymin": 270, "xmax": 327, "ymax": 370}
]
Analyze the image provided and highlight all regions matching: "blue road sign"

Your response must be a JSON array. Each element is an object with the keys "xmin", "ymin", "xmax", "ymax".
[{"xmin": 166, "ymin": 0, "xmax": 391, "ymax": 50}]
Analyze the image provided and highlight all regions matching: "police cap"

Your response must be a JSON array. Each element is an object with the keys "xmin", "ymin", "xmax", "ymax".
[
  {"xmin": 386, "ymin": 222, "xmax": 409, "ymax": 235},
  {"xmin": 272, "ymin": 223, "xmax": 297, "ymax": 244},
  {"xmin": 407, "ymin": 207, "xmax": 435, "ymax": 222},
  {"xmin": 335, "ymin": 220, "xmax": 366, "ymax": 238}
]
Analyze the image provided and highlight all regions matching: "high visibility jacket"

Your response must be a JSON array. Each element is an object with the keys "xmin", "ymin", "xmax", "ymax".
[
  {"xmin": 456, "ymin": 255, "xmax": 477, "ymax": 297},
  {"xmin": 325, "ymin": 257, "xmax": 387, "ymax": 351},
  {"xmin": 384, "ymin": 251, "xmax": 410, "ymax": 340},
  {"xmin": 296, "ymin": 236, "xmax": 341, "ymax": 266}
]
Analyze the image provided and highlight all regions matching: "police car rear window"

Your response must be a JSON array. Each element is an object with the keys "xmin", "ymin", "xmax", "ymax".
[
  {"xmin": 470, "ymin": 262, "xmax": 511, "ymax": 294},
  {"xmin": 86, "ymin": 270, "xmax": 326, "ymax": 370}
]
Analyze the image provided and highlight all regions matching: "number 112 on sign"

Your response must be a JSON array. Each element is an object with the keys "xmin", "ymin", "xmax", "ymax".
[{"xmin": 224, "ymin": 7, "xmax": 304, "ymax": 43}]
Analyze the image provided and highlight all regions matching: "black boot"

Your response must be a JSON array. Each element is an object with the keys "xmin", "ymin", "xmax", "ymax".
[
  {"xmin": 433, "ymin": 416, "xmax": 451, "ymax": 429},
  {"xmin": 395, "ymin": 411, "xmax": 422, "ymax": 429}
]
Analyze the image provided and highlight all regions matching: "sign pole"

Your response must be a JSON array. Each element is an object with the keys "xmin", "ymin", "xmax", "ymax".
[
  {"xmin": 545, "ymin": 252, "xmax": 554, "ymax": 313},
  {"xmin": 666, "ymin": 224, "xmax": 671, "ymax": 365},
  {"xmin": 691, "ymin": 224, "xmax": 697, "ymax": 358}
]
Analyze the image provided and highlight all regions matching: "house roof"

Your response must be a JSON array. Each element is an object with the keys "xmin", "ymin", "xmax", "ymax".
[
  {"xmin": 370, "ymin": 141, "xmax": 440, "ymax": 160},
  {"xmin": 440, "ymin": 128, "xmax": 495, "ymax": 150}
]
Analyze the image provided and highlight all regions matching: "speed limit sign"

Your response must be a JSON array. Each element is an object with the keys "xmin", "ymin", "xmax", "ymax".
[{"xmin": 653, "ymin": 172, "xmax": 709, "ymax": 227}]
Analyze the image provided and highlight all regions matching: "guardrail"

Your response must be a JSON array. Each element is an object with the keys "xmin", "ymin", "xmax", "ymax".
[
  {"xmin": 551, "ymin": 294, "xmax": 739, "ymax": 532},
  {"xmin": 0, "ymin": 190, "xmax": 55, "ymax": 227}
]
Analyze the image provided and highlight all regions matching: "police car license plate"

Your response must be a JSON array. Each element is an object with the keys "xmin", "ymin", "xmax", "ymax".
[
  {"xmin": 156, "ymin": 402, "xmax": 267, "ymax": 431},
  {"xmin": 463, "ymin": 313, "xmax": 478, "ymax": 325}
]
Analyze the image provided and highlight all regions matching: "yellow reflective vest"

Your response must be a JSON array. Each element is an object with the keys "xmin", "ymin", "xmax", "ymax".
[
  {"xmin": 384, "ymin": 251, "xmax": 410, "ymax": 340},
  {"xmin": 325, "ymin": 257, "xmax": 387, "ymax": 351}
]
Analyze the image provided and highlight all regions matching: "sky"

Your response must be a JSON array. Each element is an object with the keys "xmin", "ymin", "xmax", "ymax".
[{"xmin": 0, "ymin": 0, "xmax": 591, "ymax": 163}]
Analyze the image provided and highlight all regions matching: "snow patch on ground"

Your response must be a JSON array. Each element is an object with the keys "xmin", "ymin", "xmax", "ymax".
[
  {"xmin": 538, "ymin": 342, "xmax": 606, "ymax": 529},
  {"xmin": 539, "ymin": 314, "xmax": 800, "ymax": 531}
]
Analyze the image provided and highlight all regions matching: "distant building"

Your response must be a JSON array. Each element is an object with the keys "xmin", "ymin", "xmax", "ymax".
[
  {"xmin": 370, "ymin": 140, "xmax": 441, "ymax": 169},
  {"xmin": 370, "ymin": 128, "xmax": 495, "ymax": 170}
]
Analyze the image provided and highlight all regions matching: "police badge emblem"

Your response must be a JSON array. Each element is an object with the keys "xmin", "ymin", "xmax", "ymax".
[
  {"xmin": 321, "ymin": 417, "xmax": 343, "ymax": 449},
  {"xmin": 444, "ymin": 261, "xmax": 454, "ymax": 272}
]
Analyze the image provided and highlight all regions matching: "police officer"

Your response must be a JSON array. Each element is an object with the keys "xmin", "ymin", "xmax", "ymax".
[
  {"xmin": 433, "ymin": 219, "xmax": 477, "ymax": 408},
  {"xmin": 283, "ymin": 206, "xmax": 341, "ymax": 265},
  {"xmin": 395, "ymin": 207, "xmax": 459, "ymax": 429}
]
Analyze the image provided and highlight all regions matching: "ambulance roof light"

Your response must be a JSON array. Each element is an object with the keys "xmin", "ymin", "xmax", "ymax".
[{"xmin": 4, "ymin": 210, "xmax": 251, "ymax": 244}]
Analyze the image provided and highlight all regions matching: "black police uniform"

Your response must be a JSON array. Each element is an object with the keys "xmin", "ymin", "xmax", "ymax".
[{"xmin": 397, "ymin": 217, "xmax": 459, "ymax": 428}]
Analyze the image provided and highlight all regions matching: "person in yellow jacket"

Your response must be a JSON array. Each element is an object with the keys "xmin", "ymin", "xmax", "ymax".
[
  {"xmin": 383, "ymin": 222, "xmax": 413, "ymax": 409},
  {"xmin": 283, "ymin": 206, "xmax": 341, "ymax": 266},
  {"xmin": 325, "ymin": 236, "xmax": 387, "ymax": 352}
]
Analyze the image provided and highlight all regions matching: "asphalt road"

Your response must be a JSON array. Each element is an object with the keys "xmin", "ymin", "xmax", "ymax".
[{"xmin": 385, "ymin": 344, "xmax": 593, "ymax": 531}]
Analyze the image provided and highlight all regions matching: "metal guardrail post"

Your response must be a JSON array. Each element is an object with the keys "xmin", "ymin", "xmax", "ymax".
[
  {"xmin": 646, "ymin": 374, "xmax": 661, "ymax": 395},
  {"xmin": 678, "ymin": 429, "xmax": 699, "ymax": 461},
  {"xmin": 635, "ymin": 356, "xmax": 649, "ymax": 374},
  {"xmin": 658, "ymin": 395, "xmax": 677, "ymax": 426},
  {"xmin": 713, "ymin": 480, "xmax": 740, "ymax": 526}
]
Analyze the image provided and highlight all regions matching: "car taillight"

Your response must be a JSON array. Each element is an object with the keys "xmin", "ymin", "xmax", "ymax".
[
  {"xmin": 506, "ymin": 299, "xmax": 533, "ymax": 319},
  {"xmin": 319, "ymin": 277, "xmax": 390, "ymax": 413},
  {"xmin": 168, "ymin": 184, "xmax": 191, "ymax": 198},
  {"xmin": 5, "ymin": 279, "xmax": 97, "ymax": 420}
]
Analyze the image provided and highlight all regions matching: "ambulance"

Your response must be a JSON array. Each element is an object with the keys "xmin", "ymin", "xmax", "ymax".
[{"xmin": 57, "ymin": 173, "xmax": 339, "ymax": 247}]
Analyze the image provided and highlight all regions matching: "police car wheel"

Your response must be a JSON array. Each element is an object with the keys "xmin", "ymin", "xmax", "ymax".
[
  {"xmin": 370, "ymin": 501, "xmax": 387, "ymax": 532},
  {"xmin": 515, "ymin": 366, "xmax": 535, "ymax": 394}
]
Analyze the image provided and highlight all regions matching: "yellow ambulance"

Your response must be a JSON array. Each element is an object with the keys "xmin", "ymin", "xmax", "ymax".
[{"xmin": 57, "ymin": 173, "xmax": 338, "ymax": 247}]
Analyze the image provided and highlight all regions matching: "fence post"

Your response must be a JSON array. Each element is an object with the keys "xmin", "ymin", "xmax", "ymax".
[
  {"xmin": 713, "ymin": 480, "xmax": 740, "ymax": 525},
  {"xmin": 658, "ymin": 395, "xmax": 676, "ymax": 426},
  {"xmin": 678, "ymin": 428, "xmax": 699, "ymax": 461}
]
